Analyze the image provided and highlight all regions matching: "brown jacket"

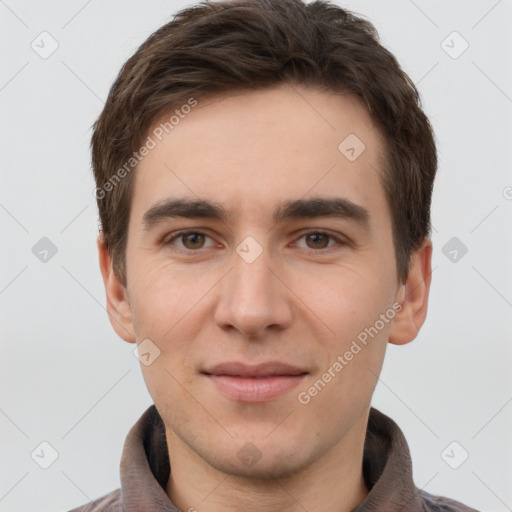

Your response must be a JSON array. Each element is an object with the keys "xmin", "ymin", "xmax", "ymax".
[{"xmin": 68, "ymin": 405, "xmax": 479, "ymax": 512}]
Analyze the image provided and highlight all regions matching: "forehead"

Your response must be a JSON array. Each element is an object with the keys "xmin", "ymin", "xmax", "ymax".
[{"xmin": 131, "ymin": 83, "xmax": 389, "ymax": 231}]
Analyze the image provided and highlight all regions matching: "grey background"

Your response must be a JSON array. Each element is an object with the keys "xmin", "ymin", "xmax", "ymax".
[{"xmin": 1, "ymin": 0, "xmax": 511, "ymax": 511}]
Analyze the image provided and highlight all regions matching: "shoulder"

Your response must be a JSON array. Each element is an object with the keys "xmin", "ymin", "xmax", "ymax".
[
  {"xmin": 66, "ymin": 488, "xmax": 122, "ymax": 512},
  {"xmin": 419, "ymin": 489, "xmax": 480, "ymax": 512}
]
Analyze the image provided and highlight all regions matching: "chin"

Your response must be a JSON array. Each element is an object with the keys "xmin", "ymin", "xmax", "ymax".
[{"xmin": 209, "ymin": 450, "xmax": 312, "ymax": 481}]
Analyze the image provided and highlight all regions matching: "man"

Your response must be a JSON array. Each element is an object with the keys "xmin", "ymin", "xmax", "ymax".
[{"xmin": 71, "ymin": 0, "xmax": 478, "ymax": 510}]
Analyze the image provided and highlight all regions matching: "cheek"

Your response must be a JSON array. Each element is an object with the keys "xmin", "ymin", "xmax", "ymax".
[
  {"xmin": 291, "ymin": 264, "xmax": 392, "ymax": 399},
  {"xmin": 290, "ymin": 260, "xmax": 394, "ymax": 342},
  {"xmin": 129, "ymin": 258, "xmax": 211, "ymax": 338}
]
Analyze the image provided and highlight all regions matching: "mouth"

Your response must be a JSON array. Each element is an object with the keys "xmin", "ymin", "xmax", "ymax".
[{"xmin": 201, "ymin": 362, "xmax": 308, "ymax": 402}]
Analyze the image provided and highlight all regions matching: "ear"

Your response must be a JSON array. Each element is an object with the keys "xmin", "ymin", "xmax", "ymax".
[
  {"xmin": 388, "ymin": 238, "xmax": 433, "ymax": 346},
  {"xmin": 97, "ymin": 234, "xmax": 136, "ymax": 344}
]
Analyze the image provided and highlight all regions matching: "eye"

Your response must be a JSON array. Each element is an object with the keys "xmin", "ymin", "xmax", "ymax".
[
  {"xmin": 163, "ymin": 229, "xmax": 348, "ymax": 253},
  {"xmin": 294, "ymin": 230, "xmax": 347, "ymax": 252},
  {"xmin": 164, "ymin": 230, "xmax": 217, "ymax": 251}
]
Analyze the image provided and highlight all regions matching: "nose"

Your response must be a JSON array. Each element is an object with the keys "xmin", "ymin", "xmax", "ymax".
[{"xmin": 213, "ymin": 244, "xmax": 294, "ymax": 339}]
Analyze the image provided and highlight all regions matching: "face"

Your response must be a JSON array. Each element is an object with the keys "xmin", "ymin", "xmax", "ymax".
[{"xmin": 100, "ymin": 83, "xmax": 431, "ymax": 480}]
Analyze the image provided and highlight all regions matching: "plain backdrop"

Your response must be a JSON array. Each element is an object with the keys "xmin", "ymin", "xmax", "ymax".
[{"xmin": 1, "ymin": 1, "xmax": 511, "ymax": 511}]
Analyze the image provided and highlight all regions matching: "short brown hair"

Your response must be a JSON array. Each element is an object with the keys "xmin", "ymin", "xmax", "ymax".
[{"xmin": 91, "ymin": 0, "xmax": 437, "ymax": 286}]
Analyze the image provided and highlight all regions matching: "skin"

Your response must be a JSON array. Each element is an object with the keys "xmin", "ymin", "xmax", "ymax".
[{"xmin": 98, "ymin": 82, "xmax": 432, "ymax": 512}]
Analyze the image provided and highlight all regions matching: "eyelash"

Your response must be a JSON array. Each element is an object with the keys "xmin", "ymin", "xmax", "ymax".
[{"xmin": 163, "ymin": 230, "xmax": 348, "ymax": 254}]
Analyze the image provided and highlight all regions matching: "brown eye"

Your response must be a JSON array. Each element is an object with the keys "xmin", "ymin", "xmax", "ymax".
[
  {"xmin": 165, "ymin": 231, "xmax": 216, "ymax": 251},
  {"xmin": 294, "ymin": 230, "xmax": 346, "ymax": 252},
  {"xmin": 305, "ymin": 233, "xmax": 330, "ymax": 249},
  {"xmin": 181, "ymin": 232, "xmax": 205, "ymax": 249}
]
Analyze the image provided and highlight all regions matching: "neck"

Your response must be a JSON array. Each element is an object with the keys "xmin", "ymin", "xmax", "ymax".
[{"xmin": 165, "ymin": 412, "xmax": 369, "ymax": 512}]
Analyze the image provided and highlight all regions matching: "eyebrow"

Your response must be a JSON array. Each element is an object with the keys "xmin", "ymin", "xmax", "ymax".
[{"xmin": 142, "ymin": 196, "xmax": 371, "ymax": 232}]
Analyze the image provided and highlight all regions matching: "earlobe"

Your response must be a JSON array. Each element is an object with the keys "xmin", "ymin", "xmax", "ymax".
[
  {"xmin": 97, "ymin": 234, "xmax": 137, "ymax": 344},
  {"xmin": 388, "ymin": 238, "xmax": 433, "ymax": 346}
]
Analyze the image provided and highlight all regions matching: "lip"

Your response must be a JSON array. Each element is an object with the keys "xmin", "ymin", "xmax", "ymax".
[
  {"xmin": 202, "ymin": 362, "xmax": 308, "ymax": 402},
  {"xmin": 203, "ymin": 361, "xmax": 307, "ymax": 378}
]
